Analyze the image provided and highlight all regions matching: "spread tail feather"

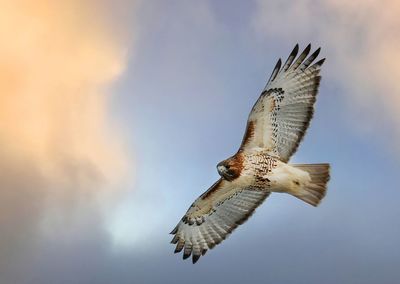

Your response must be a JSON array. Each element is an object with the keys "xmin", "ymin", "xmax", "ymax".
[{"xmin": 291, "ymin": 163, "xmax": 330, "ymax": 206}]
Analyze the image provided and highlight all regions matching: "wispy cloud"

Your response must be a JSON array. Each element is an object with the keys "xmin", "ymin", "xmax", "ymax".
[
  {"xmin": 253, "ymin": 0, "xmax": 400, "ymax": 154},
  {"xmin": 0, "ymin": 0, "xmax": 130, "ymax": 274}
]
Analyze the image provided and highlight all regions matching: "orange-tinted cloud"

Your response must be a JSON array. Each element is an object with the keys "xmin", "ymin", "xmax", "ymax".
[{"xmin": 0, "ymin": 0, "xmax": 130, "ymax": 272}]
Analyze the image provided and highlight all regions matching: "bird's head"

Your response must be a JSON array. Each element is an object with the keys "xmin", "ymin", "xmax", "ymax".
[{"xmin": 216, "ymin": 155, "xmax": 243, "ymax": 181}]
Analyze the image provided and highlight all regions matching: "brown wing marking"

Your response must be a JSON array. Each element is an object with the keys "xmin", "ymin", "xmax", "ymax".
[{"xmin": 239, "ymin": 121, "xmax": 255, "ymax": 151}]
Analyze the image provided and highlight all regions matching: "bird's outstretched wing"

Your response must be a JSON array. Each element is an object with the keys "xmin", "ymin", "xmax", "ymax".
[
  {"xmin": 170, "ymin": 179, "xmax": 270, "ymax": 263},
  {"xmin": 240, "ymin": 44, "xmax": 325, "ymax": 162}
]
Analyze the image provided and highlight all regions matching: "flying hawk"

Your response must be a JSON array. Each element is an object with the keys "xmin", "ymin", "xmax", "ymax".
[{"xmin": 170, "ymin": 44, "xmax": 330, "ymax": 264}]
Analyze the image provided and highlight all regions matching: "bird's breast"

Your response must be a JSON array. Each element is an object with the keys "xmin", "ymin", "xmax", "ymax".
[{"xmin": 241, "ymin": 152, "xmax": 279, "ymax": 188}]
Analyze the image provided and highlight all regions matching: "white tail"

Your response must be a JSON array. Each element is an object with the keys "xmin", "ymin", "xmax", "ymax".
[{"xmin": 291, "ymin": 164, "xmax": 330, "ymax": 206}]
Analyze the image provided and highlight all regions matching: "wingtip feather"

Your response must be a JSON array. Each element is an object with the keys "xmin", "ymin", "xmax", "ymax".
[
  {"xmin": 275, "ymin": 58, "xmax": 282, "ymax": 71},
  {"xmin": 170, "ymin": 225, "xmax": 178, "ymax": 235},
  {"xmin": 282, "ymin": 44, "xmax": 300, "ymax": 72},
  {"xmin": 300, "ymin": 47, "xmax": 322, "ymax": 70},
  {"xmin": 174, "ymin": 242, "xmax": 184, "ymax": 253},
  {"xmin": 170, "ymin": 234, "xmax": 179, "ymax": 244},
  {"xmin": 317, "ymin": 57, "xmax": 326, "ymax": 65},
  {"xmin": 192, "ymin": 254, "xmax": 201, "ymax": 264}
]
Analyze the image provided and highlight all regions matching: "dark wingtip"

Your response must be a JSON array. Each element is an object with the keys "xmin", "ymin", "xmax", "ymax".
[
  {"xmin": 314, "ymin": 47, "xmax": 321, "ymax": 57},
  {"xmin": 304, "ymin": 43, "xmax": 311, "ymax": 53},
  {"xmin": 300, "ymin": 47, "xmax": 322, "ymax": 70},
  {"xmin": 277, "ymin": 58, "xmax": 282, "ymax": 68},
  {"xmin": 183, "ymin": 252, "xmax": 191, "ymax": 260},
  {"xmin": 192, "ymin": 254, "xmax": 200, "ymax": 264},
  {"xmin": 174, "ymin": 244, "xmax": 184, "ymax": 254},
  {"xmin": 170, "ymin": 226, "xmax": 178, "ymax": 235},
  {"xmin": 273, "ymin": 58, "xmax": 282, "ymax": 73},
  {"xmin": 292, "ymin": 44, "xmax": 299, "ymax": 55},
  {"xmin": 267, "ymin": 58, "xmax": 282, "ymax": 84},
  {"xmin": 170, "ymin": 235, "xmax": 178, "ymax": 244},
  {"xmin": 315, "ymin": 57, "xmax": 326, "ymax": 66},
  {"xmin": 282, "ymin": 44, "xmax": 300, "ymax": 72}
]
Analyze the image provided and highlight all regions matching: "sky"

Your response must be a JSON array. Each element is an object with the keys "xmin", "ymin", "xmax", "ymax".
[{"xmin": 1, "ymin": 0, "xmax": 399, "ymax": 283}]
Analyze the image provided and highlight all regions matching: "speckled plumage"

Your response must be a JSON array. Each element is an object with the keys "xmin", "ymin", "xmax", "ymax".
[{"xmin": 171, "ymin": 44, "xmax": 330, "ymax": 263}]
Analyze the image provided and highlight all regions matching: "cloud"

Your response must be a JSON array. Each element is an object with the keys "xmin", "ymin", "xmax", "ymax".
[
  {"xmin": 105, "ymin": 0, "xmax": 226, "ymax": 249},
  {"xmin": 253, "ymin": 0, "xmax": 400, "ymax": 153},
  {"xmin": 0, "ymin": 0, "xmax": 130, "ymax": 276}
]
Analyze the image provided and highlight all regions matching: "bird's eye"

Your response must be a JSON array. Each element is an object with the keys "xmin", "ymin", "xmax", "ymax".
[{"xmin": 225, "ymin": 165, "xmax": 231, "ymax": 169}]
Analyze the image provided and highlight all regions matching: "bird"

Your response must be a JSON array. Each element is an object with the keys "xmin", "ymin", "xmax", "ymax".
[{"xmin": 170, "ymin": 44, "xmax": 330, "ymax": 264}]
